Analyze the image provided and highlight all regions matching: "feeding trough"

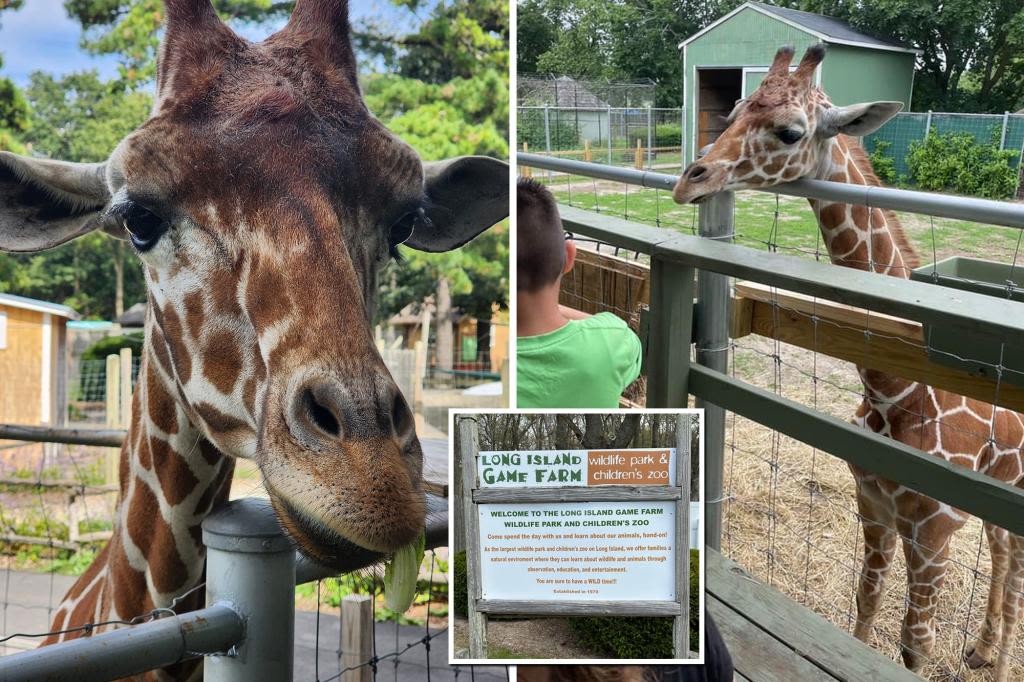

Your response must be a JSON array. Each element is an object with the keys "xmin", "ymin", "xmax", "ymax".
[{"xmin": 910, "ymin": 256, "xmax": 1024, "ymax": 387}]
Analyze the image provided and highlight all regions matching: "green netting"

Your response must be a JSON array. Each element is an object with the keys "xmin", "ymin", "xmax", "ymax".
[
  {"xmin": 864, "ymin": 113, "xmax": 1024, "ymax": 180},
  {"xmin": 862, "ymin": 113, "xmax": 928, "ymax": 179}
]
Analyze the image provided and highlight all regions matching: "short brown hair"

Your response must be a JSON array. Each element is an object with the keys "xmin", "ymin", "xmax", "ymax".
[{"xmin": 517, "ymin": 178, "xmax": 566, "ymax": 291}]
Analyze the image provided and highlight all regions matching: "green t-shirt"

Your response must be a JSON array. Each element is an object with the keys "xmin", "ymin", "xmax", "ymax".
[{"xmin": 516, "ymin": 312, "xmax": 643, "ymax": 408}]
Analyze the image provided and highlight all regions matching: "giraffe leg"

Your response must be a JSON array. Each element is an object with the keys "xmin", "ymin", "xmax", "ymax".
[
  {"xmin": 852, "ymin": 486, "xmax": 897, "ymax": 642},
  {"xmin": 896, "ymin": 512, "xmax": 958, "ymax": 672},
  {"xmin": 966, "ymin": 522, "xmax": 1009, "ymax": 669},
  {"xmin": 993, "ymin": 532, "xmax": 1024, "ymax": 682}
]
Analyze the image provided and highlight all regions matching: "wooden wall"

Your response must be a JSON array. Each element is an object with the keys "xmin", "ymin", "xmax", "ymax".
[{"xmin": 0, "ymin": 304, "xmax": 44, "ymax": 425}]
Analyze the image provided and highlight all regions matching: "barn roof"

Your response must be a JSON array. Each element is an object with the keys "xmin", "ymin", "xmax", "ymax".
[
  {"xmin": 0, "ymin": 292, "xmax": 80, "ymax": 320},
  {"xmin": 681, "ymin": 2, "xmax": 920, "ymax": 55}
]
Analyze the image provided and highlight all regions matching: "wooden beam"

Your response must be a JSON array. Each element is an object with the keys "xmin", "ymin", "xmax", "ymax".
[
  {"xmin": 707, "ymin": 550, "xmax": 921, "ymax": 681},
  {"xmin": 731, "ymin": 294, "xmax": 1024, "ymax": 414}
]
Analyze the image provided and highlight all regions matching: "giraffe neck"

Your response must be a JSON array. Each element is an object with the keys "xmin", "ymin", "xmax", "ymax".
[
  {"xmin": 49, "ymin": 318, "xmax": 235, "ymax": 652},
  {"xmin": 808, "ymin": 134, "xmax": 922, "ymax": 407}
]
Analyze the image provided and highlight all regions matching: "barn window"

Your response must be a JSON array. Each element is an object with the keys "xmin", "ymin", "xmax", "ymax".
[{"xmin": 0, "ymin": 310, "xmax": 6, "ymax": 350}]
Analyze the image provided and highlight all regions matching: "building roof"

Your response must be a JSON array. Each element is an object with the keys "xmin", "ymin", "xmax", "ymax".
[
  {"xmin": 0, "ymin": 292, "xmax": 80, "ymax": 320},
  {"xmin": 681, "ymin": 2, "xmax": 920, "ymax": 55},
  {"xmin": 115, "ymin": 302, "xmax": 147, "ymax": 328}
]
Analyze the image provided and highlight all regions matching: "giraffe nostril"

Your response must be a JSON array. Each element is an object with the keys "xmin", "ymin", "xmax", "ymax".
[
  {"xmin": 688, "ymin": 164, "xmax": 708, "ymax": 181},
  {"xmin": 391, "ymin": 391, "xmax": 415, "ymax": 446},
  {"xmin": 303, "ymin": 388, "xmax": 341, "ymax": 439}
]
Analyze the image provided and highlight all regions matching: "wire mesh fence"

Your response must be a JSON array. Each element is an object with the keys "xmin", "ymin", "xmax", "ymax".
[
  {"xmin": 863, "ymin": 111, "xmax": 1024, "ymax": 180},
  {"xmin": 518, "ymin": 107, "xmax": 686, "ymax": 174},
  {"xmin": 518, "ymin": 74, "xmax": 657, "ymax": 109},
  {"xmin": 522, "ymin": 158, "xmax": 1024, "ymax": 679},
  {"xmin": 0, "ymin": 432, "xmax": 508, "ymax": 679}
]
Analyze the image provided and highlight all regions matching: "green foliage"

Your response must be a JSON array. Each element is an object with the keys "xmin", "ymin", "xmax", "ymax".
[
  {"xmin": 453, "ymin": 549, "xmax": 468, "ymax": 617},
  {"xmin": 81, "ymin": 333, "xmax": 144, "ymax": 362},
  {"xmin": 908, "ymin": 132, "xmax": 1019, "ymax": 199},
  {"xmin": 568, "ymin": 549, "xmax": 700, "ymax": 657},
  {"xmin": 25, "ymin": 70, "xmax": 150, "ymax": 162},
  {"xmin": 869, "ymin": 140, "xmax": 898, "ymax": 186},
  {"xmin": 521, "ymin": 0, "xmax": 723, "ymax": 107},
  {"xmin": 63, "ymin": 0, "xmax": 291, "ymax": 85},
  {"xmin": 632, "ymin": 124, "xmax": 683, "ymax": 148},
  {"xmin": 516, "ymin": 108, "xmax": 580, "ymax": 151}
]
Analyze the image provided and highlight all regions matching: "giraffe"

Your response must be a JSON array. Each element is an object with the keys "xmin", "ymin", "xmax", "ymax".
[
  {"xmin": 0, "ymin": 0, "xmax": 508, "ymax": 679},
  {"xmin": 673, "ymin": 44, "xmax": 1024, "ymax": 680}
]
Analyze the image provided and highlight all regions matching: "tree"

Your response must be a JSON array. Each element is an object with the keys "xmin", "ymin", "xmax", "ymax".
[
  {"xmin": 360, "ymin": 0, "xmax": 510, "ymax": 333},
  {"xmin": 797, "ymin": 0, "xmax": 1024, "ymax": 112},
  {"xmin": 63, "ymin": 0, "xmax": 292, "ymax": 86}
]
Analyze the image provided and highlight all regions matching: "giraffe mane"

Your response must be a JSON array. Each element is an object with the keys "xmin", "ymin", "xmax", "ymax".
[{"xmin": 843, "ymin": 135, "xmax": 920, "ymax": 269}]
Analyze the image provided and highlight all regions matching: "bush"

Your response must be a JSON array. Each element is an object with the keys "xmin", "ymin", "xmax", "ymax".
[
  {"xmin": 868, "ymin": 140, "xmax": 897, "ymax": 185},
  {"xmin": 81, "ymin": 333, "xmax": 144, "ymax": 362},
  {"xmin": 517, "ymin": 109, "xmax": 580, "ymax": 151},
  {"xmin": 907, "ymin": 131, "xmax": 1019, "ymax": 199},
  {"xmin": 631, "ymin": 123, "xmax": 683, "ymax": 147},
  {"xmin": 453, "ymin": 549, "xmax": 468, "ymax": 617},
  {"xmin": 568, "ymin": 549, "xmax": 700, "ymax": 657}
]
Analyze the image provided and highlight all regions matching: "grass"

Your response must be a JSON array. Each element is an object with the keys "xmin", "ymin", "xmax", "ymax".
[{"xmin": 539, "ymin": 175, "xmax": 1024, "ymax": 266}]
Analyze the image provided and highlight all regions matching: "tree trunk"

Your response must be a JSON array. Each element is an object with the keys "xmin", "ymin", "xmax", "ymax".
[
  {"xmin": 436, "ymin": 276, "xmax": 453, "ymax": 372},
  {"xmin": 555, "ymin": 415, "xmax": 571, "ymax": 450}
]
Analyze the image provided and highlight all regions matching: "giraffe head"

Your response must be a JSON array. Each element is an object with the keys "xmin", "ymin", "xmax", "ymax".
[
  {"xmin": 673, "ymin": 44, "xmax": 902, "ymax": 204},
  {"xmin": 0, "ymin": 0, "xmax": 508, "ymax": 565}
]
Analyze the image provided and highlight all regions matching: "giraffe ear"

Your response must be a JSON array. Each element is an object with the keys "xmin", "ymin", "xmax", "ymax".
[
  {"xmin": 818, "ymin": 102, "xmax": 903, "ymax": 138},
  {"xmin": 405, "ymin": 156, "xmax": 509, "ymax": 253},
  {"xmin": 0, "ymin": 152, "xmax": 115, "ymax": 253}
]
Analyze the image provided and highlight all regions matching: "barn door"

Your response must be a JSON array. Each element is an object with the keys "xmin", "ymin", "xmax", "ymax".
[{"xmin": 697, "ymin": 68, "xmax": 742, "ymax": 152}]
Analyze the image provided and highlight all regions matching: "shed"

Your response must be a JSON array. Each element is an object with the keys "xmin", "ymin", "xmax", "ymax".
[
  {"xmin": 0, "ymin": 293, "xmax": 79, "ymax": 427},
  {"xmin": 679, "ymin": 2, "xmax": 919, "ymax": 164}
]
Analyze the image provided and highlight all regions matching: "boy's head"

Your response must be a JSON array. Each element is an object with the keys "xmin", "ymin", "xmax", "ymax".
[{"xmin": 517, "ymin": 178, "xmax": 575, "ymax": 292}]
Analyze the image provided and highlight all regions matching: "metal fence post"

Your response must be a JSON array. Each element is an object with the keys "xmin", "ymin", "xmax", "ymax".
[
  {"xmin": 1001, "ymin": 111, "xmax": 1010, "ymax": 150},
  {"xmin": 203, "ymin": 498, "xmax": 296, "ymax": 682},
  {"xmin": 607, "ymin": 107, "xmax": 613, "ymax": 164},
  {"xmin": 647, "ymin": 107, "xmax": 653, "ymax": 169},
  {"xmin": 543, "ymin": 106, "xmax": 552, "ymax": 155},
  {"xmin": 696, "ymin": 191, "xmax": 734, "ymax": 551},
  {"xmin": 925, "ymin": 110, "xmax": 933, "ymax": 137}
]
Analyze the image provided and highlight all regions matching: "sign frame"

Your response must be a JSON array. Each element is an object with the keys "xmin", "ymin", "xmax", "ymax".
[{"xmin": 456, "ymin": 412, "xmax": 695, "ymax": 662}]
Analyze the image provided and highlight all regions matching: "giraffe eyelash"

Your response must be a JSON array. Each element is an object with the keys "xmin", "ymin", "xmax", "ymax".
[{"xmin": 388, "ymin": 204, "xmax": 431, "ymax": 262}]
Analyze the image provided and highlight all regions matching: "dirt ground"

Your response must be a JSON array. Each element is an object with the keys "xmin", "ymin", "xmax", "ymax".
[
  {"xmin": 451, "ymin": 615, "xmax": 599, "ymax": 660},
  {"xmin": 724, "ymin": 336, "xmax": 1021, "ymax": 681}
]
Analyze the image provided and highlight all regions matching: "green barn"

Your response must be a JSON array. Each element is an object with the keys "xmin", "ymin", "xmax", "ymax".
[{"xmin": 680, "ymin": 2, "xmax": 919, "ymax": 164}]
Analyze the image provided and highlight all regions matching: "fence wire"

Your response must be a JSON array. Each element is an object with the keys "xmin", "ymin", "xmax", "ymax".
[{"xmin": 526, "ymin": 162, "xmax": 1024, "ymax": 680}]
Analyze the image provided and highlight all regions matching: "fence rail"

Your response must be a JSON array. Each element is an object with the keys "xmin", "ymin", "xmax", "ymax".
[{"xmin": 518, "ymin": 150, "xmax": 1024, "ymax": 540}]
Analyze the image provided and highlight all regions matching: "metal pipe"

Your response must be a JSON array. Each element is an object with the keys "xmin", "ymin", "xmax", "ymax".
[
  {"xmin": 518, "ymin": 153, "xmax": 1024, "ymax": 230},
  {"xmin": 695, "ymin": 192, "xmax": 734, "ymax": 551},
  {"xmin": 203, "ymin": 498, "xmax": 295, "ymax": 682},
  {"xmin": 0, "ymin": 603, "xmax": 243, "ymax": 682},
  {"xmin": 0, "ymin": 424, "xmax": 125, "ymax": 448}
]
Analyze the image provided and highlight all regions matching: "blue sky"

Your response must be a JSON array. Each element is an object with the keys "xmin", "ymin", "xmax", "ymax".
[{"xmin": 0, "ymin": 0, "xmax": 426, "ymax": 85}]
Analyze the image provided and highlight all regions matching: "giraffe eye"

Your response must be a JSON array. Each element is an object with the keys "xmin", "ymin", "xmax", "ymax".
[
  {"xmin": 121, "ymin": 201, "xmax": 169, "ymax": 252},
  {"xmin": 777, "ymin": 128, "xmax": 804, "ymax": 145}
]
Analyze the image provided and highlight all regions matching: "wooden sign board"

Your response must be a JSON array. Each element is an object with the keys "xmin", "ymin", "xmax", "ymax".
[{"xmin": 457, "ymin": 414, "xmax": 696, "ymax": 663}]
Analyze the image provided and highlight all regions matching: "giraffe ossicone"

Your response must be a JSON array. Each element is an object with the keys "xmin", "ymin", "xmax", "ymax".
[
  {"xmin": 0, "ymin": 0, "xmax": 508, "ymax": 678},
  {"xmin": 673, "ymin": 44, "xmax": 1024, "ymax": 681}
]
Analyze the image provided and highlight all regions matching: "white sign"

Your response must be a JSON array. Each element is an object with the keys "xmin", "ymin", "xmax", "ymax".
[
  {"xmin": 477, "ymin": 501, "xmax": 676, "ymax": 601},
  {"xmin": 477, "ymin": 448, "xmax": 676, "ymax": 488}
]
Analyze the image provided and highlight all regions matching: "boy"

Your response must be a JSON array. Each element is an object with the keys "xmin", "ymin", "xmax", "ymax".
[{"xmin": 516, "ymin": 178, "xmax": 643, "ymax": 408}]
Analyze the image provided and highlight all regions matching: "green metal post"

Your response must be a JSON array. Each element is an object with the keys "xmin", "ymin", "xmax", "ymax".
[
  {"xmin": 696, "ymin": 191, "xmax": 734, "ymax": 550},
  {"xmin": 646, "ymin": 256, "xmax": 695, "ymax": 408}
]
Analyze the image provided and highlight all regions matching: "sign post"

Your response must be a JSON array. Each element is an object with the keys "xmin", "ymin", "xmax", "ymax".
[{"xmin": 460, "ymin": 414, "xmax": 694, "ymax": 660}]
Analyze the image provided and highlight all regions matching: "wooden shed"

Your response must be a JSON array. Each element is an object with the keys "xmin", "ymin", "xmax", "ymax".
[
  {"xmin": 680, "ymin": 2, "xmax": 919, "ymax": 165},
  {"xmin": 0, "ymin": 293, "xmax": 78, "ymax": 426}
]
